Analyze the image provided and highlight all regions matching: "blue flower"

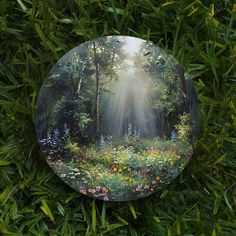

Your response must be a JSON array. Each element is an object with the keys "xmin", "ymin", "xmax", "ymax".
[
  {"xmin": 171, "ymin": 130, "xmax": 177, "ymax": 141},
  {"xmin": 99, "ymin": 135, "xmax": 105, "ymax": 149}
]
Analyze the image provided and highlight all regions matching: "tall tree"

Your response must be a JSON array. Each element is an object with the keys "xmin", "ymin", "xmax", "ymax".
[
  {"xmin": 88, "ymin": 37, "xmax": 125, "ymax": 135},
  {"xmin": 92, "ymin": 41, "xmax": 101, "ymax": 134}
]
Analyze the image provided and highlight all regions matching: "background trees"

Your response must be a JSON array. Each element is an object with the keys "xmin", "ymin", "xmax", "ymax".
[
  {"xmin": 37, "ymin": 37, "xmax": 126, "ymax": 144},
  {"xmin": 139, "ymin": 41, "xmax": 199, "ymax": 140}
]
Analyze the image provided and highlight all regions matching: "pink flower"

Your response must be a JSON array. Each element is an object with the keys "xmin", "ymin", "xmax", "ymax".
[
  {"xmin": 79, "ymin": 187, "xmax": 86, "ymax": 194},
  {"xmin": 91, "ymin": 189, "xmax": 96, "ymax": 194},
  {"xmin": 151, "ymin": 180, "xmax": 157, "ymax": 185},
  {"xmin": 135, "ymin": 185, "xmax": 142, "ymax": 191},
  {"xmin": 144, "ymin": 184, "xmax": 149, "ymax": 190},
  {"xmin": 102, "ymin": 187, "xmax": 109, "ymax": 193}
]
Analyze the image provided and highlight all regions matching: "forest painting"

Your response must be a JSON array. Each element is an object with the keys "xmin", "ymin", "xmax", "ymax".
[{"xmin": 36, "ymin": 36, "xmax": 200, "ymax": 201}]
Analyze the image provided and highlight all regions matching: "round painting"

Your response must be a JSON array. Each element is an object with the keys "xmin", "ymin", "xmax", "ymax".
[{"xmin": 36, "ymin": 36, "xmax": 200, "ymax": 201}]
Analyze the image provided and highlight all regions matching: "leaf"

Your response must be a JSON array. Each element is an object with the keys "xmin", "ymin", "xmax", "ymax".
[
  {"xmin": 106, "ymin": 7, "xmax": 125, "ymax": 15},
  {"xmin": 153, "ymin": 216, "xmax": 161, "ymax": 223},
  {"xmin": 92, "ymin": 202, "xmax": 96, "ymax": 233},
  {"xmin": 40, "ymin": 199, "xmax": 55, "ymax": 223},
  {"xmin": 112, "ymin": 213, "xmax": 129, "ymax": 225},
  {"xmin": 128, "ymin": 202, "xmax": 137, "ymax": 219},
  {"xmin": 16, "ymin": 0, "xmax": 27, "ymax": 11},
  {"xmin": 56, "ymin": 202, "xmax": 65, "ymax": 216},
  {"xmin": 0, "ymin": 160, "xmax": 11, "ymax": 166}
]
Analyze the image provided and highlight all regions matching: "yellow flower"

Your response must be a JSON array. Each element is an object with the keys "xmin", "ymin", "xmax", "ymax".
[
  {"xmin": 113, "ymin": 167, "xmax": 117, "ymax": 172},
  {"xmin": 156, "ymin": 176, "xmax": 160, "ymax": 180},
  {"xmin": 127, "ymin": 167, "xmax": 131, "ymax": 171},
  {"xmin": 118, "ymin": 168, "xmax": 122, "ymax": 172}
]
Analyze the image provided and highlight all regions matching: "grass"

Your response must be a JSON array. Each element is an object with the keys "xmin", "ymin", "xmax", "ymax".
[{"xmin": 0, "ymin": 0, "xmax": 235, "ymax": 235}]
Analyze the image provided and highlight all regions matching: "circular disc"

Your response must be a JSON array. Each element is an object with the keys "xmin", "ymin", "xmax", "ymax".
[{"xmin": 36, "ymin": 36, "xmax": 200, "ymax": 201}]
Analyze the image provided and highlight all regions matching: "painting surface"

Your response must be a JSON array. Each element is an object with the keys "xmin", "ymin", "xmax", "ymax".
[{"xmin": 36, "ymin": 36, "xmax": 200, "ymax": 201}]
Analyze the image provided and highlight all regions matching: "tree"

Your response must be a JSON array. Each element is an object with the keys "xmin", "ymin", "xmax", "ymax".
[
  {"xmin": 88, "ymin": 36, "xmax": 125, "ymax": 136},
  {"xmin": 139, "ymin": 41, "xmax": 189, "ymax": 137}
]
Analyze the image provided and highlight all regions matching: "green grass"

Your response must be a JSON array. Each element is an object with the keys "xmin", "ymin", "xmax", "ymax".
[{"xmin": 0, "ymin": 0, "xmax": 235, "ymax": 235}]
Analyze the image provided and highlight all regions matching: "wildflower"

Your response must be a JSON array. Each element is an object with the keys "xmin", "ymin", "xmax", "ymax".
[
  {"xmin": 113, "ymin": 167, "xmax": 117, "ymax": 172},
  {"xmin": 118, "ymin": 168, "xmax": 122, "ymax": 172},
  {"xmin": 60, "ymin": 174, "xmax": 66, "ymax": 178},
  {"xmin": 169, "ymin": 160, "xmax": 174, "ymax": 165},
  {"xmin": 71, "ymin": 176, "xmax": 75, "ymax": 179},
  {"xmin": 156, "ymin": 176, "xmax": 160, "ymax": 181},
  {"xmin": 144, "ymin": 184, "xmax": 149, "ymax": 190},
  {"xmin": 91, "ymin": 189, "xmax": 96, "ymax": 194},
  {"xmin": 64, "ymin": 123, "xmax": 69, "ymax": 137},
  {"xmin": 53, "ymin": 128, "xmax": 60, "ymax": 142},
  {"xmin": 127, "ymin": 167, "xmax": 131, "ymax": 171},
  {"xmin": 151, "ymin": 180, "xmax": 157, "ymax": 185},
  {"xmin": 99, "ymin": 135, "xmax": 105, "ymax": 149},
  {"xmin": 127, "ymin": 123, "xmax": 132, "ymax": 136},
  {"xmin": 102, "ymin": 187, "xmax": 109, "ymax": 193},
  {"xmin": 79, "ymin": 187, "xmax": 86, "ymax": 194},
  {"xmin": 135, "ymin": 185, "xmax": 142, "ymax": 191},
  {"xmin": 171, "ymin": 130, "xmax": 177, "ymax": 141},
  {"xmin": 96, "ymin": 186, "xmax": 101, "ymax": 191}
]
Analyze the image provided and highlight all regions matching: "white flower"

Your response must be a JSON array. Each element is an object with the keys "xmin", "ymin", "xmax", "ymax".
[{"xmin": 60, "ymin": 174, "xmax": 66, "ymax": 178}]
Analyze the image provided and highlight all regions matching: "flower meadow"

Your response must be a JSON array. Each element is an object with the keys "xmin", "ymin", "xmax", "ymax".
[{"xmin": 40, "ymin": 127, "xmax": 193, "ymax": 201}]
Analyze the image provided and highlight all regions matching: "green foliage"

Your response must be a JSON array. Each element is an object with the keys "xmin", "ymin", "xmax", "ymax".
[
  {"xmin": 0, "ymin": 0, "xmax": 235, "ymax": 235},
  {"xmin": 65, "ymin": 141, "xmax": 81, "ymax": 155},
  {"xmin": 175, "ymin": 113, "xmax": 192, "ymax": 141}
]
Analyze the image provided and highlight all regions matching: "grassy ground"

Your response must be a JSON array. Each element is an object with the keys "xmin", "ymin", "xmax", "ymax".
[
  {"xmin": 0, "ymin": 0, "xmax": 235, "ymax": 235},
  {"xmin": 46, "ymin": 138, "xmax": 192, "ymax": 201}
]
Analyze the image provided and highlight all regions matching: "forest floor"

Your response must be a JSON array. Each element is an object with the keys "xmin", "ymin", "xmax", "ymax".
[{"xmin": 48, "ymin": 139, "xmax": 193, "ymax": 201}]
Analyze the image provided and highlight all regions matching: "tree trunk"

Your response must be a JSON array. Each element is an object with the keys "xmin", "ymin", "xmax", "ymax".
[
  {"xmin": 77, "ymin": 77, "xmax": 83, "ymax": 93},
  {"xmin": 93, "ymin": 42, "xmax": 100, "ymax": 134},
  {"xmin": 77, "ymin": 63, "xmax": 86, "ymax": 93}
]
